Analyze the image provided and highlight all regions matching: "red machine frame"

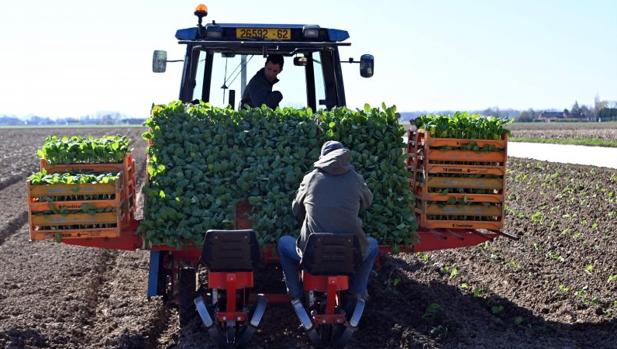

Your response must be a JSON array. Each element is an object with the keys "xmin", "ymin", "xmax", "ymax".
[
  {"xmin": 302, "ymin": 272, "xmax": 349, "ymax": 325},
  {"xmin": 209, "ymin": 271, "xmax": 253, "ymax": 322}
]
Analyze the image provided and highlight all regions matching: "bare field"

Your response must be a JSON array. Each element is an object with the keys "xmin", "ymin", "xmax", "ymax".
[
  {"xmin": 508, "ymin": 121, "xmax": 617, "ymax": 130},
  {"xmin": 508, "ymin": 122, "xmax": 617, "ymax": 146},
  {"xmin": 0, "ymin": 128, "xmax": 615, "ymax": 348}
]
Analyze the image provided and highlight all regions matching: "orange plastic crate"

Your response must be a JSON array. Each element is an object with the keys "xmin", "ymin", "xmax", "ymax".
[
  {"xmin": 407, "ymin": 128, "xmax": 507, "ymax": 230},
  {"xmin": 27, "ymin": 176, "xmax": 128, "ymax": 241},
  {"xmin": 39, "ymin": 154, "xmax": 136, "ymax": 221}
]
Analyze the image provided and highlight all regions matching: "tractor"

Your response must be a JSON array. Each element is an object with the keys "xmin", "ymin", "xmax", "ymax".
[{"xmin": 50, "ymin": 4, "xmax": 515, "ymax": 348}]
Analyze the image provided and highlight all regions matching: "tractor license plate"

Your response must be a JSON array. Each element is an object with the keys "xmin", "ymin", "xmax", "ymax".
[{"xmin": 236, "ymin": 28, "xmax": 291, "ymax": 40}]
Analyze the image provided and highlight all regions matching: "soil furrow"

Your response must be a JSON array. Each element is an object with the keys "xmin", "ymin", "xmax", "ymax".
[
  {"xmin": 80, "ymin": 250, "xmax": 169, "ymax": 348},
  {"xmin": 0, "ymin": 181, "xmax": 30, "ymax": 247},
  {"xmin": 0, "ymin": 211, "xmax": 28, "ymax": 246},
  {"xmin": 0, "ymin": 228, "xmax": 109, "ymax": 348},
  {"xmin": 0, "ymin": 172, "xmax": 29, "ymax": 191}
]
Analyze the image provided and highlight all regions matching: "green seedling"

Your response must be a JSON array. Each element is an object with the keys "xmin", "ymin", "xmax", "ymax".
[
  {"xmin": 509, "ymin": 259, "xmax": 521, "ymax": 271},
  {"xmin": 558, "ymin": 284, "xmax": 570, "ymax": 293},
  {"xmin": 560, "ymin": 228, "xmax": 571, "ymax": 236},
  {"xmin": 422, "ymin": 303, "xmax": 441, "ymax": 320},
  {"xmin": 531, "ymin": 211, "xmax": 543, "ymax": 223},
  {"xmin": 417, "ymin": 252, "xmax": 430, "ymax": 263},
  {"xmin": 472, "ymin": 287, "xmax": 485, "ymax": 298},
  {"xmin": 491, "ymin": 304, "xmax": 504, "ymax": 315},
  {"xmin": 449, "ymin": 266, "xmax": 460, "ymax": 279},
  {"xmin": 574, "ymin": 288, "xmax": 588, "ymax": 300},
  {"xmin": 584, "ymin": 264, "xmax": 594, "ymax": 275},
  {"xmin": 608, "ymin": 274, "xmax": 617, "ymax": 282},
  {"xmin": 412, "ymin": 112, "xmax": 511, "ymax": 140},
  {"xmin": 37, "ymin": 135, "xmax": 130, "ymax": 164},
  {"xmin": 29, "ymin": 170, "xmax": 120, "ymax": 185},
  {"xmin": 547, "ymin": 250, "xmax": 565, "ymax": 263}
]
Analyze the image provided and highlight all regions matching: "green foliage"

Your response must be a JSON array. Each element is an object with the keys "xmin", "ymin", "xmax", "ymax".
[
  {"xmin": 422, "ymin": 303, "xmax": 441, "ymax": 320},
  {"xmin": 530, "ymin": 211, "xmax": 544, "ymax": 223},
  {"xmin": 491, "ymin": 304, "xmax": 504, "ymax": 315},
  {"xmin": 29, "ymin": 169, "xmax": 120, "ymax": 185},
  {"xmin": 412, "ymin": 112, "xmax": 511, "ymax": 139},
  {"xmin": 441, "ymin": 264, "xmax": 460, "ymax": 279},
  {"xmin": 547, "ymin": 250, "xmax": 565, "ymax": 262},
  {"xmin": 140, "ymin": 102, "xmax": 417, "ymax": 247},
  {"xmin": 472, "ymin": 286, "xmax": 485, "ymax": 298},
  {"xmin": 513, "ymin": 316, "xmax": 524, "ymax": 325},
  {"xmin": 36, "ymin": 135, "xmax": 130, "ymax": 164}
]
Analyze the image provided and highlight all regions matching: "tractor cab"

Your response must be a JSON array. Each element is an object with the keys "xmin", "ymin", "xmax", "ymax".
[{"xmin": 152, "ymin": 4, "xmax": 374, "ymax": 110}]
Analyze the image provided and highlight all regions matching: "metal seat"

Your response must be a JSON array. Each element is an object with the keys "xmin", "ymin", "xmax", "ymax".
[
  {"xmin": 293, "ymin": 233, "xmax": 364, "ymax": 346},
  {"xmin": 201, "ymin": 229, "xmax": 260, "ymax": 272},
  {"xmin": 300, "ymin": 233, "xmax": 360, "ymax": 276},
  {"xmin": 196, "ymin": 229, "xmax": 266, "ymax": 347}
]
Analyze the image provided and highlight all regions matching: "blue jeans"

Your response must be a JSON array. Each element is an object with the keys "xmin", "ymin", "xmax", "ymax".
[{"xmin": 277, "ymin": 235, "xmax": 379, "ymax": 299}]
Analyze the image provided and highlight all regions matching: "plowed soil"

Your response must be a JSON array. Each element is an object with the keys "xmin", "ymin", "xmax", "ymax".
[{"xmin": 0, "ymin": 128, "xmax": 615, "ymax": 348}]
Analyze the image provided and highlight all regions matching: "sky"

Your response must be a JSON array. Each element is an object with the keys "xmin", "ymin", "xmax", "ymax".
[{"xmin": 0, "ymin": 0, "xmax": 615, "ymax": 118}]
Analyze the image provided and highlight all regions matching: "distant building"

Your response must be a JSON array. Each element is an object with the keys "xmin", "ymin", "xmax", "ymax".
[
  {"xmin": 537, "ymin": 111, "xmax": 565, "ymax": 122},
  {"xmin": 537, "ymin": 110, "xmax": 590, "ymax": 122}
]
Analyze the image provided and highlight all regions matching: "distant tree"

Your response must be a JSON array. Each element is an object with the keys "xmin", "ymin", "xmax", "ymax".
[
  {"xmin": 594, "ymin": 94, "xmax": 608, "ymax": 114},
  {"xmin": 517, "ymin": 109, "xmax": 536, "ymax": 122},
  {"xmin": 599, "ymin": 108, "xmax": 617, "ymax": 121},
  {"xmin": 481, "ymin": 107, "xmax": 513, "ymax": 119},
  {"xmin": 27, "ymin": 116, "xmax": 53, "ymax": 125},
  {"xmin": 0, "ymin": 116, "xmax": 25, "ymax": 126},
  {"xmin": 579, "ymin": 105, "xmax": 595, "ymax": 120},
  {"xmin": 570, "ymin": 101, "xmax": 581, "ymax": 117}
]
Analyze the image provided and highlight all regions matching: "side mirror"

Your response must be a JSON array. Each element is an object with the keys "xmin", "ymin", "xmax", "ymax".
[
  {"xmin": 152, "ymin": 50, "xmax": 168, "ymax": 73},
  {"xmin": 359, "ymin": 54, "xmax": 374, "ymax": 78},
  {"xmin": 293, "ymin": 56, "xmax": 308, "ymax": 66}
]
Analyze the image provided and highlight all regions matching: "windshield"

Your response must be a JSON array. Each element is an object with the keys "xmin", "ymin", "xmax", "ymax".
[{"xmin": 191, "ymin": 50, "xmax": 325, "ymax": 110}]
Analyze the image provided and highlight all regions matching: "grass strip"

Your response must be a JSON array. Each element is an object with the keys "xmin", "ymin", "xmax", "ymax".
[{"xmin": 510, "ymin": 137, "xmax": 617, "ymax": 148}]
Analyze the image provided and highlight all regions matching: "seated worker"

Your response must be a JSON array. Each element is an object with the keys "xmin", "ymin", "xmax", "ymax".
[
  {"xmin": 277, "ymin": 141, "xmax": 379, "ymax": 302},
  {"xmin": 240, "ymin": 54, "xmax": 284, "ymax": 109}
]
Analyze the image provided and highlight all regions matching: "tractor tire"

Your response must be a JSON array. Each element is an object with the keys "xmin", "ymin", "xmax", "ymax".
[
  {"xmin": 178, "ymin": 267, "xmax": 197, "ymax": 326},
  {"xmin": 158, "ymin": 252, "xmax": 172, "ymax": 302}
]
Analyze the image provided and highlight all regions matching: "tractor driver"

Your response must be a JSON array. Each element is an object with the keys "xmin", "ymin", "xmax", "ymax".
[
  {"xmin": 277, "ymin": 141, "xmax": 379, "ymax": 303},
  {"xmin": 240, "ymin": 54, "xmax": 284, "ymax": 109}
]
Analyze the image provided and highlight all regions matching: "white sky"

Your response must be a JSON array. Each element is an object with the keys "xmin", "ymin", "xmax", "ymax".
[{"xmin": 0, "ymin": 0, "xmax": 616, "ymax": 118}]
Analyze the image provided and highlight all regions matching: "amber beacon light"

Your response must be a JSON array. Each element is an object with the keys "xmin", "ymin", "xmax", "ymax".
[{"xmin": 195, "ymin": 4, "xmax": 208, "ymax": 16}]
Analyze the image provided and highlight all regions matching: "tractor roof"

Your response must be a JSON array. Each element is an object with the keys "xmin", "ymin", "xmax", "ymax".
[{"xmin": 175, "ymin": 23, "xmax": 351, "ymax": 55}]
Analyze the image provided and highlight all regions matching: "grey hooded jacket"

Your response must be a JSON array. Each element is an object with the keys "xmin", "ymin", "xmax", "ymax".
[{"xmin": 292, "ymin": 147, "xmax": 373, "ymax": 258}]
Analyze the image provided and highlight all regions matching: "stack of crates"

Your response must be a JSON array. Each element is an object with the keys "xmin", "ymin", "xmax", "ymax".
[
  {"xmin": 27, "ymin": 154, "xmax": 136, "ymax": 241},
  {"xmin": 407, "ymin": 128, "xmax": 507, "ymax": 230}
]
